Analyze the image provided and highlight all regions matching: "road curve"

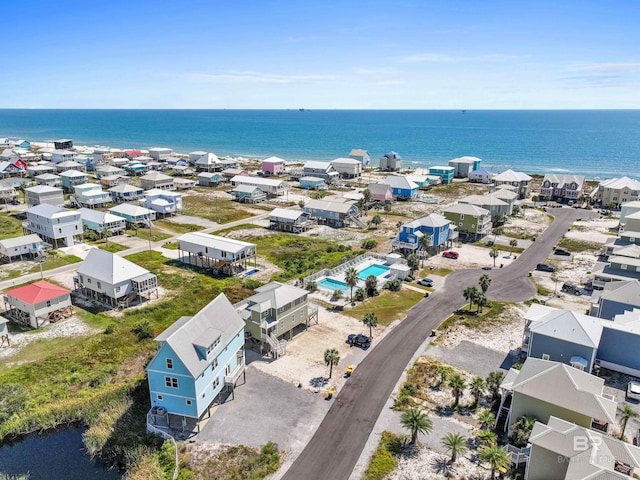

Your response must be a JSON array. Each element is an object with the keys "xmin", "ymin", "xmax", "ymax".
[{"xmin": 282, "ymin": 207, "xmax": 592, "ymax": 480}]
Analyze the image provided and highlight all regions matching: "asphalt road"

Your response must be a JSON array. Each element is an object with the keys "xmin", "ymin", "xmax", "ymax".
[{"xmin": 282, "ymin": 207, "xmax": 593, "ymax": 480}]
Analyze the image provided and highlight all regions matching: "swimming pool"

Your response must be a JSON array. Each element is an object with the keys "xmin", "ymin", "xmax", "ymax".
[
  {"xmin": 318, "ymin": 277, "xmax": 350, "ymax": 292},
  {"xmin": 358, "ymin": 264, "xmax": 390, "ymax": 280}
]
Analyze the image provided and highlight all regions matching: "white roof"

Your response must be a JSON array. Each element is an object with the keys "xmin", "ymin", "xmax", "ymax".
[
  {"xmin": 141, "ymin": 171, "xmax": 173, "ymax": 181},
  {"xmin": 109, "ymin": 203, "xmax": 153, "ymax": 217},
  {"xmin": 35, "ymin": 173, "xmax": 60, "ymax": 180},
  {"xmin": 449, "ymin": 156, "xmax": 481, "ymax": 164},
  {"xmin": 109, "ymin": 184, "xmax": 143, "ymax": 193},
  {"xmin": 58, "ymin": 169, "xmax": 87, "ymax": 178},
  {"xmin": 78, "ymin": 208, "xmax": 124, "ymax": 225},
  {"xmin": 530, "ymin": 309, "xmax": 603, "ymax": 348},
  {"xmin": 600, "ymin": 176, "xmax": 640, "ymax": 191},
  {"xmin": 405, "ymin": 213, "xmax": 451, "ymax": 229},
  {"xmin": 542, "ymin": 173, "xmax": 585, "ymax": 189},
  {"xmin": 443, "ymin": 203, "xmax": 490, "ymax": 216},
  {"xmin": 25, "ymin": 185, "xmax": 62, "ymax": 194},
  {"xmin": 77, "ymin": 248, "xmax": 151, "ymax": 285},
  {"xmin": 144, "ymin": 188, "xmax": 181, "ymax": 198},
  {"xmin": 304, "ymin": 198, "xmax": 358, "ymax": 214},
  {"xmin": 27, "ymin": 203, "xmax": 77, "ymax": 219},
  {"xmin": 154, "ymin": 293, "xmax": 244, "ymax": 378},
  {"xmin": 459, "ymin": 194, "xmax": 508, "ymax": 207},
  {"xmin": 194, "ymin": 152, "xmax": 219, "ymax": 165},
  {"xmin": 331, "ymin": 157, "xmax": 360, "ymax": 165},
  {"xmin": 262, "ymin": 156, "xmax": 286, "ymax": 164},
  {"xmin": 493, "ymin": 169, "xmax": 532, "ymax": 182},
  {"xmin": 0, "ymin": 234, "xmax": 43, "ymax": 249},
  {"xmin": 304, "ymin": 160, "xmax": 333, "ymax": 170},
  {"xmin": 269, "ymin": 208, "xmax": 304, "ymax": 220},
  {"xmin": 178, "ymin": 232, "xmax": 256, "ymax": 254},
  {"xmin": 385, "ymin": 175, "xmax": 419, "ymax": 190},
  {"xmin": 231, "ymin": 175, "xmax": 287, "ymax": 187},
  {"xmin": 246, "ymin": 282, "xmax": 308, "ymax": 312}
]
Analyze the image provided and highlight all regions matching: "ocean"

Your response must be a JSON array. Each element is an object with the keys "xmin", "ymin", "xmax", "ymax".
[{"xmin": 1, "ymin": 109, "xmax": 639, "ymax": 179}]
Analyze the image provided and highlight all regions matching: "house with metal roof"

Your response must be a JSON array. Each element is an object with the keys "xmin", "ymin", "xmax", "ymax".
[
  {"xmin": 0, "ymin": 180, "xmax": 18, "ymax": 204},
  {"xmin": 78, "ymin": 208, "xmax": 126, "ymax": 236},
  {"xmin": 229, "ymin": 184, "xmax": 266, "ymax": 203},
  {"xmin": 379, "ymin": 151, "xmax": 402, "ymax": 171},
  {"xmin": 522, "ymin": 307, "xmax": 603, "ymax": 372},
  {"xmin": 261, "ymin": 156, "xmax": 286, "ymax": 176},
  {"xmin": 230, "ymin": 175, "xmax": 288, "ymax": 197},
  {"xmin": 51, "ymin": 150, "xmax": 75, "ymax": 164},
  {"xmin": 99, "ymin": 174, "xmax": 129, "ymax": 188},
  {"xmin": 55, "ymin": 160, "xmax": 85, "ymax": 173},
  {"xmin": 236, "ymin": 282, "xmax": 317, "ymax": 354},
  {"xmin": 303, "ymin": 198, "xmax": 362, "ymax": 228},
  {"xmin": 526, "ymin": 416, "xmax": 640, "ymax": 479},
  {"xmin": 95, "ymin": 165, "xmax": 126, "ymax": 179},
  {"xmin": 73, "ymin": 183, "xmax": 111, "ymax": 208},
  {"xmin": 108, "ymin": 203, "xmax": 155, "ymax": 226},
  {"xmin": 367, "ymin": 183, "xmax": 394, "ymax": 203},
  {"xmin": 34, "ymin": 173, "xmax": 61, "ymax": 188},
  {"xmin": 177, "ymin": 232, "xmax": 257, "ymax": 276},
  {"xmin": 459, "ymin": 194, "xmax": 511, "ymax": 218},
  {"xmin": 497, "ymin": 358, "xmax": 617, "ymax": 435},
  {"xmin": 595, "ymin": 176, "xmax": 640, "ymax": 208},
  {"xmin": 469, "ymin": 168, "xmax": 494, "ymax": 184},
  {"xmin": 189, "ymin": 151, "xmax": 222, "ymax": 172},
  {"xmin": 493, "ymin": 169, "xmax": 532, "ymax": 199},
  {"xmin": 24, "ymin": 185, "xmax": 64, "ymax": 207},
  {"xmin": 59, "ymin": 169, "xmax": 89, "ymax": 191},
  {"xmin": 393, "ymin": 213, "xmax": 456, "ymax": 252},
  {"xmin": 591, "ymin": 247, "xmax": 640, "ymax": 290},
  {"xmin": 146, "ymin": 293, "xmax": 245, "ymax": 429},
  {"xmin": 299, "ymin": 176, "xmax": 326, "ymax": 190},
  {"xmin": 0, "ymin": 234, "xmax": 45, "ymax": 262},
  {"xmin": 428, "ymin": 166, "xmax": 455, "ymax": 185},
  {"xmin": 590, "ymin": 279, "xmax": 640, "ymax": 320},
  {"xmin": 302, "ymin": 161, "xmax": 339, "ymax": 183},
  {"xmin": 619, "ymin": 200, "xmax": 640, "ymax": 226},
  {"xmin": 448, "ymin": 156, "xmax": 481, "ymax": 178},
  {"xmin": 268, "ymin": 208, "xmax": 313, "ymax": 233},
  {"xmin": 442, "ymin": 203, "xmax": 491, "ymax": 239},
  {"xmin": 74, "ymin": 248, "xmax": 158, "ymax": 308},
  {"xmin": 147, "ymin": 147, "xmax": 173, "ymax": 161},
  {"xmin": 384, "ymin": 175, "xmax": 418, "ymax": 200},
  {"xmin": 143, "ymin": 189, "xmax": 183, "ymax": 215},
  {"xmin": 349, "ymin": 149, "xmax": 371, "ymax": 167},
  {"xmin": 24, "ymin": 204, "xmax": 83, "ymax": 248},
  {"xmin": 331, "ymin": 157, "xmax": 362, "ymax": 178},
  {"xmin": 196, "ymin": 172, "xmax": 224, "ymax": 187},
  {"xmin": 540, "ymin": 174, "xmax": 585, "ymax": 203},
  {"xmin": 27, "ymin": 164, "xmax": 56, "ymax": 178},
  {"xmin": 140, "ymin": 171, "xmax": 174, "ymax": 191},
  {"xmin": 3, "ymin": 280, "xmax": 73, "ymax": 328},
  {"xmin": 109, "ymin": 183, "xmax": 144, "ymax": 204}
]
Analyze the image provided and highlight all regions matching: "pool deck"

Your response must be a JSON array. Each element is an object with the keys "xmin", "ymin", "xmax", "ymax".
[{"xmin": 317, "ymin": 258, "xmax": 393, "ymax": 292}]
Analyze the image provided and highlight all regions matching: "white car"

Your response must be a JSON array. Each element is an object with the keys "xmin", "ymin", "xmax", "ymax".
[{"xmin": 627, "ymin": 381, "xmax": 640, "ymax": 400}]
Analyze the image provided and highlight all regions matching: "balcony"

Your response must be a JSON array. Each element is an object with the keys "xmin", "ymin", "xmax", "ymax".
[
  {"xmin": 225, "ymin": 358, "xmax": 246, "ymax": 385},
  {"xmin": 591, "ymin": 419, "xmax": 609, "ymax": 433}
]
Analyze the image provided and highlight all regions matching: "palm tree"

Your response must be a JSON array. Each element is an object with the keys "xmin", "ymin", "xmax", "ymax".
[
  {"xmin": 364, "ymin": 275, "xmax": 378, "ymax": 297},
  {"xmin": 489, "ymin": 246, "xmax": 499, "ymax": 267},
  {"xmin": 492, "ymin": 226, "xmax": 503, "ymax": 242},
  {"xmin": 509, "ymin": 239, "xmax": 518, "ymax": 257},
  {"xmin": 475, "ymin": 292, "xmax": 488, "ymax": 313},
  {"xmin": 400, "ymin": 407, "xmax": 433, "ymax": 445},
  {"xmin": 435, "ymin": 365, "xmax": 453, "ymax": 387},
  {"xmin": 463, "ymin": 286, "xmax": 478, "ymax": 311},
  {"xmin": 419, "ymin": 234, "xmax": 431, "ymax": 267},
  {"xmin": 441, "ymin": 432, "xmax": 468, "ymax": 464},
  {"xmin": 478, "ymin": 409, "xmax": 496, "ymax": 430},
  {"xmin": 362, "ymin": 188, "xmax": 372, "ymax": 214},
  {"xmin": 363, "ymin": 312, "xmax": 378, "ymax": 339},
  {"xmin": 344, "ymin": 267, "xmax": 358, "ymax": 304},
  {"xmin": 323, "ymin": 348, "xmax": 340, "ymax": 379},
  {"xmin": 407, "ymin": 253, "xmax": 419, "ymax": 274},
  {"xmin": 478, "ymin": 273, "xmax": 492, "ymax": 293},
  {"xmin": 477, "ymin": 429, "xmax": 497, "ymax": 447},
  {"xmin": 618, "ymin": 404, "xmax": 639, "ymax": 440},
  {"xmin": 448, "ymin": 374, "xmax": 466, "ymax": 407},
  {"xmin": 101, "ymin": 226, "xmax": 112, "ymax": 247},
  {"xmin": 371, "ymin": 214, "xmax": 382, "ymax": 229},
  {"xmin": 479, "ymin": 444, "xmax": 510, "ymax": 478},
  {"xmin": 486, "ymin": 371, "xmax": 505, "ymax": 401},
  {"xmin": 469, "ymin": 376, "xmax": 486, "ymax": 407}
]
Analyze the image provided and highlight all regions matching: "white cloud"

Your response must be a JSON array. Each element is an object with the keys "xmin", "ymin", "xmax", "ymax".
[
  {"xmin": 183, "ymin": 71, "xmax": 335, "ymax": 84},
  {"xmin": 396, "ymin": 52, "xmax": 524, "ymax": 64}
]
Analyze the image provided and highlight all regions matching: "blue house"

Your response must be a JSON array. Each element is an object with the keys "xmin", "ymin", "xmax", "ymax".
[
  {"xmin": 384, "ymin": 175, "xmax": 418, "ymax": 200},
  {"xmin": 147, "ymin": 293, "xmax": 245, "ymax": 425},
  {"xmin": 392, "ymin": 213, "xmax": 454, "ymax": 252},
  {"xmin": 299, "ymin": 176, "xmax": 326, "ymax": 190}
]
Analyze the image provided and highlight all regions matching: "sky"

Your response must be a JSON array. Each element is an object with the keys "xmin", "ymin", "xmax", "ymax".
[{"xmin": 2, "ymin": 0, "xmax": 640, "ymax": 109}]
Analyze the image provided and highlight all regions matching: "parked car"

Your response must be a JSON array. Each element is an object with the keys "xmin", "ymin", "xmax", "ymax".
[
  {"xmin": 627, "ymin": 381, "xmax": 640, "ymax": 401},
  {"xmin": 561, "ymin": 282, "xmax": 582, "ymax": 295},
  {"xmin": 442, "ymin": 251, "xmax": 459, "ymax": 259},
  {"xmin": 347, "ymin": 333, "xmax": 371, "ymax": 348},
  {"xmin": 554, "ymin": 247, "xmax": 571, "ymax": 256},
  {"xmin": 536, "ymin": 263, "xmax": 555, "ymax": 272},
  {"xmin": 481, "ymin": 266, "xmax": 492, "ymax": 271},
  {"xmin": 417, "ymin": 278, "xmax": 434, "ymax": 287}
]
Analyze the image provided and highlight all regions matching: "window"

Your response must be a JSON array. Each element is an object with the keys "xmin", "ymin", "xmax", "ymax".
[
  {"xmin": 87, "ymin": 278, "xmax": 92, "ymax": 284},
  {"xmin": 460, "ymin": 214, "xmax": 464, "ymax": 220},
  {"xmin": 58, "ymin": 228, "xmax": 62, "ymax": 233},
  {"xmin": 212, "ymin": 377, "xmax": 220, "ymax": 389},
  {"xmin": 97, "ymin": 281, "xmax": 102, "ymax": 289},
  {"xmin": 46, "ymin": 300, "xmax": 51, "ymax": 307},
  {"xmin": 226, "ymin": 364, "xmax": 231, "ymax": 375},
  {"xmin": 210, "ymin": 358, "xmax": 218, "ymax": 370},
  {"xmin": 157, "ymin": 394, "xmax": 163, "ymax": 400},
  {"xmin": 166, "ymin": 358, "xmax": 173, "ymax": 369},
  {"xmin": 542, "ymin": 354, "xmax": 550, "ymax": 361},
  {"xmin": 186, "ymin": 399, "xmax": 192, "ymax": 406},
  {"xmin": 207, "ymin": 337, "xmax": 220, "ymax": 355},
  {"xmin": 459, "ymin": 222, "xmax": 463, "ymax": 226},
  {"xmin": 165, "ymin": 377, "xmax": 179, "ymax": 388},
  {"xmin": 471, "ymin": 224, "xmax": 476, "ymax": 229}
]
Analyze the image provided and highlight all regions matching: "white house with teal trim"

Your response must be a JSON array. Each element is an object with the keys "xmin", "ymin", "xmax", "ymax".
[{"xmin": 146, "ymin": 293, "xmax": 245, "ymax": 427}]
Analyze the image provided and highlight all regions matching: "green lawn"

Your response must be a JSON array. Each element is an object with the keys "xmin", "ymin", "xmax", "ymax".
[
  {"xmin": 344, "ymin": 289, "xmax": 425, "ymax": 325},
  {"xmin": 94, "ymin": 241, "xmax": 127, "ymax": 253},
  {"xmin": 0, "ymin": 213, "xmax": 24, "ymax": 240},
  {"xmin": 182, "ymin": 195, "xmax": 254, "ymax": 224},
  {"xmin": 556, "ymin": 238, "xmax": 602, "ymax": 253},
  {"xmin": 125, "ymin": 228, "xmax": 172, "ymax": 242},
  {"xmin": 154, "ymin": 219, "xmax": 205, "ymax": 234}
]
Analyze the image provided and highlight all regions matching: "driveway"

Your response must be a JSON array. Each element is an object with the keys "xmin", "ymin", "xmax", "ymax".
[
  {"xmin": 195, "ymin": 365, "xmax": 330, "ymax": 456},
  {"xmin": 426, "ymin": 341, "xmax": 519, "ymax": 378},
  {"xmin": 283, "ymin": 208, "xmax": 594, "ymax": 480}
]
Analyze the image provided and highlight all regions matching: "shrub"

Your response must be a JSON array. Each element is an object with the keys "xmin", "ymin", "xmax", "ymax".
[
  {"xmin": 104, "ymin": 323, "xmax": 116, "ymax": 335},
  {"xmin": 354, "ymin": 288, "xmax": 366, "ymax": 302},
  {"xmin": 83, "ymin": 230, "xmax": 99, "ymax": 242},
  {"xmin": 306, "ymin": 281, "xmax": 317, "ymax": 292},
  {"xmin": 362, "ymin": 239, "xmax": 377, "ymax": 250},
  {"xmin": 242, "ymin": 278, "xmax": 263, "ymax": 290},
  {"xmin": 405, "ymin": 274, "xmax": 414, "ymax": 282},
  {"xmin": 0, "ymin": 384, "xmax": 28, "ymax": 424},
  {"xmin": 384, "ymin": 279, "xmax": 402, "ymax": 291},
  {"xmin": 364, "ymin": 432, "xmax": 400, "ymax": 480},
  {"xmin": 332, "ymin": 290, "xmax": 343, "ymax": 300},
  {"xmin": 131, "ymin": 320, "xmax": 153, "ymax": 340}
]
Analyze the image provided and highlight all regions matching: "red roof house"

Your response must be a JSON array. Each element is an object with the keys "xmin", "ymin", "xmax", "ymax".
[{"xmin": 4, "ymin": 280, "xmax": 73, "ymax": 328}]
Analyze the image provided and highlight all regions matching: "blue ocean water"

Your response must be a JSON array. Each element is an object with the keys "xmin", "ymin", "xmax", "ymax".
[{"xmin": 1, "ymin": 109, "xmax": 639, "ymax": 179}]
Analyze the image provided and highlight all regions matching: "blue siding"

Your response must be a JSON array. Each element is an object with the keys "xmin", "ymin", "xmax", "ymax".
[
  {"xmin": 597, "ymin": 327, "xmax": 640, "ymax": 372},
  {"xmin": 599, "ymin": 299, "xmax": 639, "ymax": 320},
  {"xmin": 529, "ymin": 333, "xmax": 597, "ymax": 370},
  {"xmin": 398, "ymin": 223, "xmax": 450, "ymax": 247}
]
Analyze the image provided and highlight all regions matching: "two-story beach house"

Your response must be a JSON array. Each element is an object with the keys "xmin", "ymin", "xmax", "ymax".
[
  {"xmin": 146, "ymin": 293, "xmax": 245, "ymax": 429},
  {"xmin": 148, "ymin": 147, "xmax": 173, "ymax": 161},
  {"xmin": 428, "ymin": 166, "xmax": 455, "ymax": 185},
  {"xmin": 349, "ymin": 149, "xmax": 371, "ymax": 167},
  {"xmin": 108, "ymin": 203, "xmax": 155, "ymax": 226},
  {"xmin": 74, "ymin": 248, "xmax": 158, "ymax": 308},
  {"xmin": 78, "ymin": 208, "xmax": 127, "ymax": 236},
  {"xmin": 143, "ymin": 189, "xmax": 183, "ymax": 216},
  {"xmin": 469, "ymin": 168, "xmax": 494, "ymax": 184},
  {"xmin": 35, "ymin": 173, "xmax": 62, "ymax": 188},
  {"xmin": 73, "ymin": 183, "xmax": 112, "ymax": 208},
  {"xmin": 303, "ymin": 161, "xmax": 339, "ymax": 183},
  {"xmin": 595, "ymin": 176, "xmax": 640, "ymax": 209},
  {"xmin": 3, "ymin": 280, "xmax": 73, "ymax": 329},
  {"xmin": 303, "ymin": 198, "xmax": 363, "ymax": 228},
  {"xmin": 385, "ymin": 175, "xmax": 418, "ymax": 200},
  {"xmin": 493, "ymin": 169, "xmax": 532, "ymax": 199},
  {"xmin": 177, "ymin": 232, "xmax": 257, "ymax": 276},
  {"xmin": 392, "ymin": 213, "xmax": 456, "ymax": 252},
  {"xmin": 230, "ymin": 175, "xmax": 288, "ymax": 197},
  {"xmin": 442, "ymin": 203, "xmax": 491, "ymax": 239},
  {"xmin": 331, "ymin": 158, "xmax": 362, "ymax": 178},
  {"xmin": 378, "ymin": 151, "xmax": 402, "ymax": 171},
  {"xmin": 141, "ymin": 172, "xmax": 174, "ymax": 191},
  {"xmin": 24, "ymin": 203, "xmax": 83, "ymax": 248},
  {"xmin": 539, "ymin": 174, "xmax": 585, "ymax": 203},
  {"xmin": 59, "ymin": 170, "xmax": 89, "ymax": 191},
  {"xmin": 109, "ymin": 184, "xmax": 145, "ymax": 204},
  {"xmin": 189, "ymin": 151, "xmax": 222, "ymax": 172},
  {"xmin": 24, "ymin": 185, "xmax": 64, "ymax": 207},
  {"xmin": 448, "ymin": 156, "xmax": 481, "ymax": 178},
  {"xmin": 261, "ymin": 156, "xmax": 286, "ymax": 176},
  {"xmin": 268, "ymin": 208, "xmax": 313, "ymax": 233}
]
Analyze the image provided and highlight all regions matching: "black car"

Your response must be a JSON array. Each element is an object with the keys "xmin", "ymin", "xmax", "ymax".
[
  {"xmin": 347, "ymin": 333, "xmax": 371, "ymax": 348},
  {"xmin": 554, "ymin": 247, "xmax": 571, "ymax": 256},
  {"xmin": 536, "ymin": 263, "xmax": 556, "ymax": 272},
  {"xmin": 561, "ymin": 282, "xmax": 582, "ymax": 295}
]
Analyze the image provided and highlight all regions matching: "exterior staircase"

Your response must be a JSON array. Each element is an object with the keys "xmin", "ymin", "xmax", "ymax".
[{"xmin": 349, "ymin": 215, "xmax": 367, "ymax": 229}]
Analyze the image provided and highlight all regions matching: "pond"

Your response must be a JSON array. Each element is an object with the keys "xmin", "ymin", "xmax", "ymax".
[{"xmin": 0, "ymin": 426, "xmax": 122, "ymax": 480}]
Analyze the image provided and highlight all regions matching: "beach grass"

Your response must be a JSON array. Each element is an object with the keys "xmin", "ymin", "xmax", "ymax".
[
  {"xmin": 95, "ymin": 241, "xmax": 128, "ymax": 253},
  {"xmin": 125, "ymin": 228, "xmax": 172, "ymax": 242},
  {"xmin": 556, "ymin": 238, "xmax": 602, "ymax": 253},
  {"xmin": 0, "ymin": 212, "xmax": 24, "ymax": 240},
  {"xmin": 154, "ymin": 219, "xmax": 204, "ymax": 234},
  {"xmin": 182, "ymin": 195, "xmax": 253, "ymax": 224}
]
